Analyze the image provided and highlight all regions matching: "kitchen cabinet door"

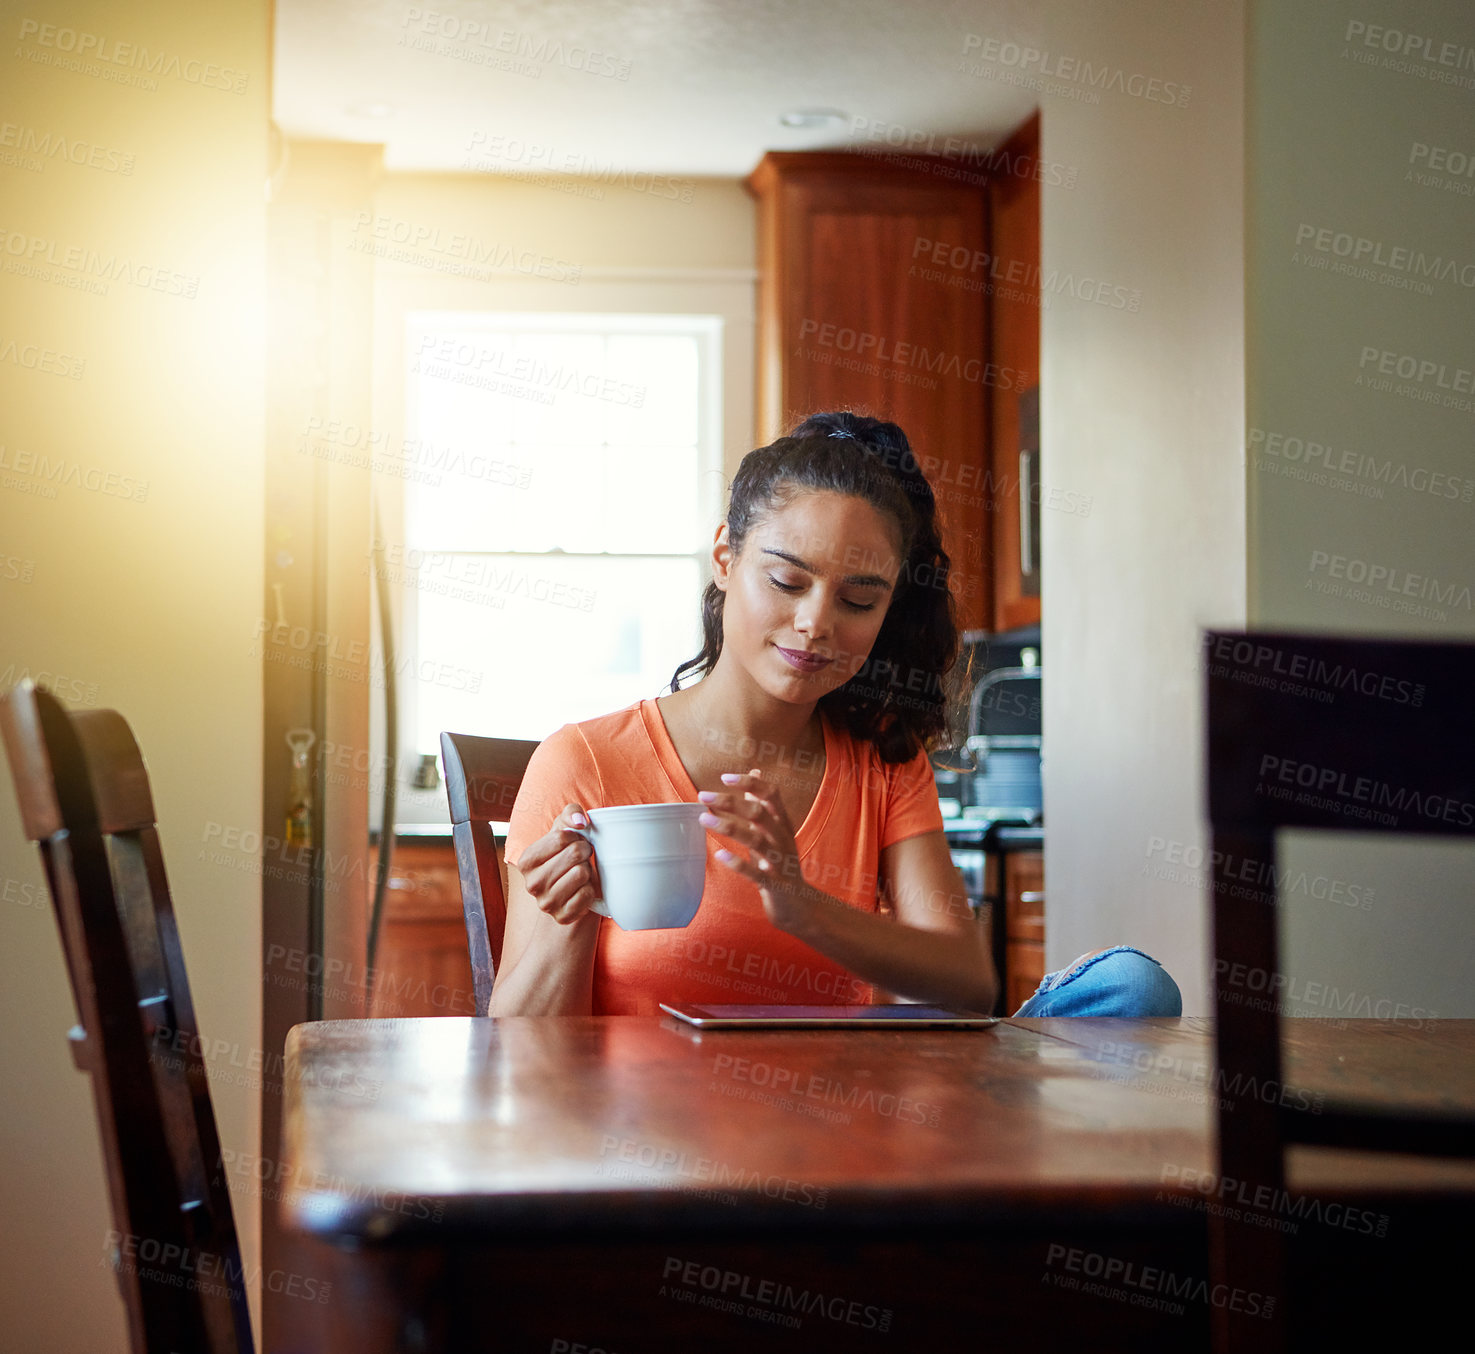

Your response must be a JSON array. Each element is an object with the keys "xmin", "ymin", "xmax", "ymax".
[
  {"xmin": 1005, "ymin": 850, "xmax": 1046, "ymax": 1012},
  {"xmin": 747, "ymin": 151, "xmax": 992, "ymax": 632},
  {"xmin": 370, "ymin": 839, "xmax": 479, "ymax": 1018},
  {"xmin": 986, "ymin": 114, "xmax": 1043, "ymax": 632}
]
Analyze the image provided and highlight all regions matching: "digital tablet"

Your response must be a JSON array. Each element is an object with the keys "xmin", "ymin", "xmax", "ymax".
[{"xmin": 658, "ymin": 1002, "xmax": 999, "ymax": 1029}]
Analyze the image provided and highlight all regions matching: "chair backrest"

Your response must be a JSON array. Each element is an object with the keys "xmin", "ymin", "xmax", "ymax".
[
  {"xmin": 1202, "ymin": 630, "xmax": 1475, "ymax": 1352},
  {"xmin": 0, "ymin": 681, "xmax": 253, "ymax": 1354},
  {"xmin": 439, "ymin": 731, "xmax": 540, "ymax": 1014}
]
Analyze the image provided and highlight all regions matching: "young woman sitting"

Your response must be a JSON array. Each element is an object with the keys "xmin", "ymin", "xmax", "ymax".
[{"xmin": 491, "ymin": 411, "xmax": 1180, "ymax": 1019}]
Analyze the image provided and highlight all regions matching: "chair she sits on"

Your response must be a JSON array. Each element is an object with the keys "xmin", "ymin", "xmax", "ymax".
[
  {"xmin": 0, "ymin": 681, "xmax": 253, "ymax": 1354},
  {"xmin": 439, "ymin": 731, "xmax": 540, "ymax": 1014},
  {"xmin": 1202, "ymin": 631, "xmax": 1475, "ymax": 1354}
]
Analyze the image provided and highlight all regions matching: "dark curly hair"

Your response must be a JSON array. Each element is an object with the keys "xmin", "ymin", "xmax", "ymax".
[{"xmin": 668, "ymin": 410, "xmax": 963, "ymax": 763}]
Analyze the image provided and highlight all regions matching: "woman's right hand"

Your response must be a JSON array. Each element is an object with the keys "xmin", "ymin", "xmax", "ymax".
[{"xmin": 512, "ymin": 802, "xmax": 603, "ymax": 924}]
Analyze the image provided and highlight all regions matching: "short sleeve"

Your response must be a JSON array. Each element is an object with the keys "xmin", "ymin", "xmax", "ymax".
[
  {"xmin": 502, "ymin": 723, "xmax": 605, "ymax": 864},
  {"xmin": 878, "ymin": 746, "xmax": 945, "ymax": 850}
]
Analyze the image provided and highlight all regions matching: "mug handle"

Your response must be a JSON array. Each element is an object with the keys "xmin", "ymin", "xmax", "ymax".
[{"xmin": 569, "ymin": 825, "xmax": 610, "ymax": 918}]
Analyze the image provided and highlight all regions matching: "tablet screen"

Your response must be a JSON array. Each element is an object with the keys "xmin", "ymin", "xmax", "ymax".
[{"xmin": 659, "ymin": 1002, "xmax": 998, "ymax": 1027}]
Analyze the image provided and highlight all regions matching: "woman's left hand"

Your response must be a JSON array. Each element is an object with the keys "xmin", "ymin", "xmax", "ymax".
[{"xmin": 697, "ymin": 769, "xmax": 822, "ymax": 934}]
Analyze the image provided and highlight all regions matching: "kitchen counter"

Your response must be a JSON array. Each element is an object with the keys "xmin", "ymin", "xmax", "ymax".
[
  {"xmin": 383, "ymin": 816, "xmax": 1042, "ymax": 847},
  {"xmin": 942, "ymin": 815, "xmax": 1043, "ymax": 852},
  {"xmin": 942, "ymin": 814, "xmax": 1045, "ymax": 1014}
]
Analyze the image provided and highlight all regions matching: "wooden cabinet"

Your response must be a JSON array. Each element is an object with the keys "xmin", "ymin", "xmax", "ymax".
[
  {"xmin": 985, "ymin": 114, "xmax": 1043, "ymax": 632},
  {"xmin": 369, "ymin": 839, "xmax": 478, "ymax": 1018},
  {"xmin": 1004, "ymin": 850, "xmax": 1046, "ymax": 1013},
  {"xmin": 977, "ymin": 842, "xmax": 1045, "ymax": 1014},
  {"xmin": 746, "ymin": 151, "xmax": 992, "ymax": 632},
  {"xmin": 745, "ymin": 134, "xmax": 1043, "ymax": 636}
]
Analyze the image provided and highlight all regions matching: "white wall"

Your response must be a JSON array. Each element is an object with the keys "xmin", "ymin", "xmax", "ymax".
[
  {"xmin": 1039, "ymin": 1, "xmax": 1248, "ymax": 1010},
  {"xmin": 1246, "ymin": 0, "xmax": 1475, "ymax": 1016},
  {"xmin": 0, "ymin": 3, "xmax": 268, "ymax": 1348},
  {"xmin": 1039, "ymin": 0, "xmax": 1473, "ymax": 1017}
]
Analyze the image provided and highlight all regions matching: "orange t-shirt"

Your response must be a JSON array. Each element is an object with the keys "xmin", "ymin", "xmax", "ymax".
[{"xmin": 502, "ymin": 698, "xmax": 944, "ymax": 1016}]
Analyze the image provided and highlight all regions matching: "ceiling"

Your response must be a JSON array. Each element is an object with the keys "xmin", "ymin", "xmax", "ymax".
[{"xmin": 273, "ymin": 0, "xmax": 1041, "ymax": 176}]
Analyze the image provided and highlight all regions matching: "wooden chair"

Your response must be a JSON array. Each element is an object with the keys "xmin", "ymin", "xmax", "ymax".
[
  {"xmin": 1202, "ymin": 630, "xmax": 1475, "ymax": 1353},
  {"xmin": 0, "ymin": 681, "xmax": 253, "ymax": 1354},
  {"xmin": 438, "ymin": 731, "xmax": 540, "ymax": 1014}
]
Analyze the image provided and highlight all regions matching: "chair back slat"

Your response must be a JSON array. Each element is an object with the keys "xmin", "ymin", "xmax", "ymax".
[
  {"xmin": 39, "ymin": 826, "xmax": 162, "ymax": 1354},
  {"xmin": 440, "ymin": 732, "xmax": 539, "ymax": 1014},
  {"xmin": 1, "ymin": 680, "xmax": 252, "ymax": 1354},
  {"xmin": 441, "ymin": 731, "xmax": 539, "ymax": 825},
  {"xmin": 72, "ymin": 708, "xmax": 157, "ymax": 832},
  {"xmin": 0, "ymin": 687, "xmax": 64, "ymax": 838},
  {"xmin": 1206, "ymin": 632, "xmax": 1475, "ymax": 835}
]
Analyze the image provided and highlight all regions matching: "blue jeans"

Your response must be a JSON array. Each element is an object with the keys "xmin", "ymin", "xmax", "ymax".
[{"xmin": 1012, "ymin": 945, "xmax": 1182, "ymax": 1017}]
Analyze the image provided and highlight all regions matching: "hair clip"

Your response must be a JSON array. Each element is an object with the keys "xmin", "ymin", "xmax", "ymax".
[{"xmin": 828, "ymin": 428, "xmax": 858, "ymax": 440}]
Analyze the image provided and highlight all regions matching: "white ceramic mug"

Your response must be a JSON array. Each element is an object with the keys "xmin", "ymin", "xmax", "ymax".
[{"xmin": 571, "ymin": 803, "xmax": 707, "ymax": 930}]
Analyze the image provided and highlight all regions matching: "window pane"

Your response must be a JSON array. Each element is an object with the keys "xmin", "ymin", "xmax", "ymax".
[
  {"xmin": 406, "ymin": 325, "xmax": 705, "ymax": 557},
  {"xmin": 603, "ymin": 443, "xmax": 701, "ymax": 554},
  {"xmin": 413, "ymin": 554, "xmax": 703, "ymax": 749},
  {"xmin": 510, "ymin": 331, "xmax": 608, "ymax": 447},
  {"xmin": 605, "ymin": 335, "xmax": 699, "ymax": 446}
]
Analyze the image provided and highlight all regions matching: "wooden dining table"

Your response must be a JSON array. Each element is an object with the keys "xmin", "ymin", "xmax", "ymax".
[{"xmin": 276, "ymin": 1015, "xmax": 1475, "ymax": 1353}]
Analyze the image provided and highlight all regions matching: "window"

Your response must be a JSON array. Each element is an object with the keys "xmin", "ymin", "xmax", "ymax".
[{"xmin": 389, "ymin": 311, "xmax": 722, "ymax": 822}]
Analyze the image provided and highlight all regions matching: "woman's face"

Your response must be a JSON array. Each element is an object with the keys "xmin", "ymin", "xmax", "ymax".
[{"xmin": 712, "ymin": 489, "xmax": 905, "ymax": 706}]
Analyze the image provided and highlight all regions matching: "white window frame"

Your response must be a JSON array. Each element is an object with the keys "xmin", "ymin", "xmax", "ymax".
[{"xmin": 369, "ymin": 272, "xmax": 755, "ymax": 831}]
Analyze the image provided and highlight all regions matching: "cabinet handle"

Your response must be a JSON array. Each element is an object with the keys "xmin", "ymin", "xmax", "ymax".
[
  {"xmin": 1019, "ymin": 447, "xmax": 1041, "ymax": 579},
  {"xmin": 1019, "ymin": 891, "xmax": 1045, "ymax": 904}
]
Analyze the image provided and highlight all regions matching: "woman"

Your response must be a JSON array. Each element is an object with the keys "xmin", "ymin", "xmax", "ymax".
[{"xmin": 491, "ymin": 412, "xmax": 1180, "ymax": 1018}]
